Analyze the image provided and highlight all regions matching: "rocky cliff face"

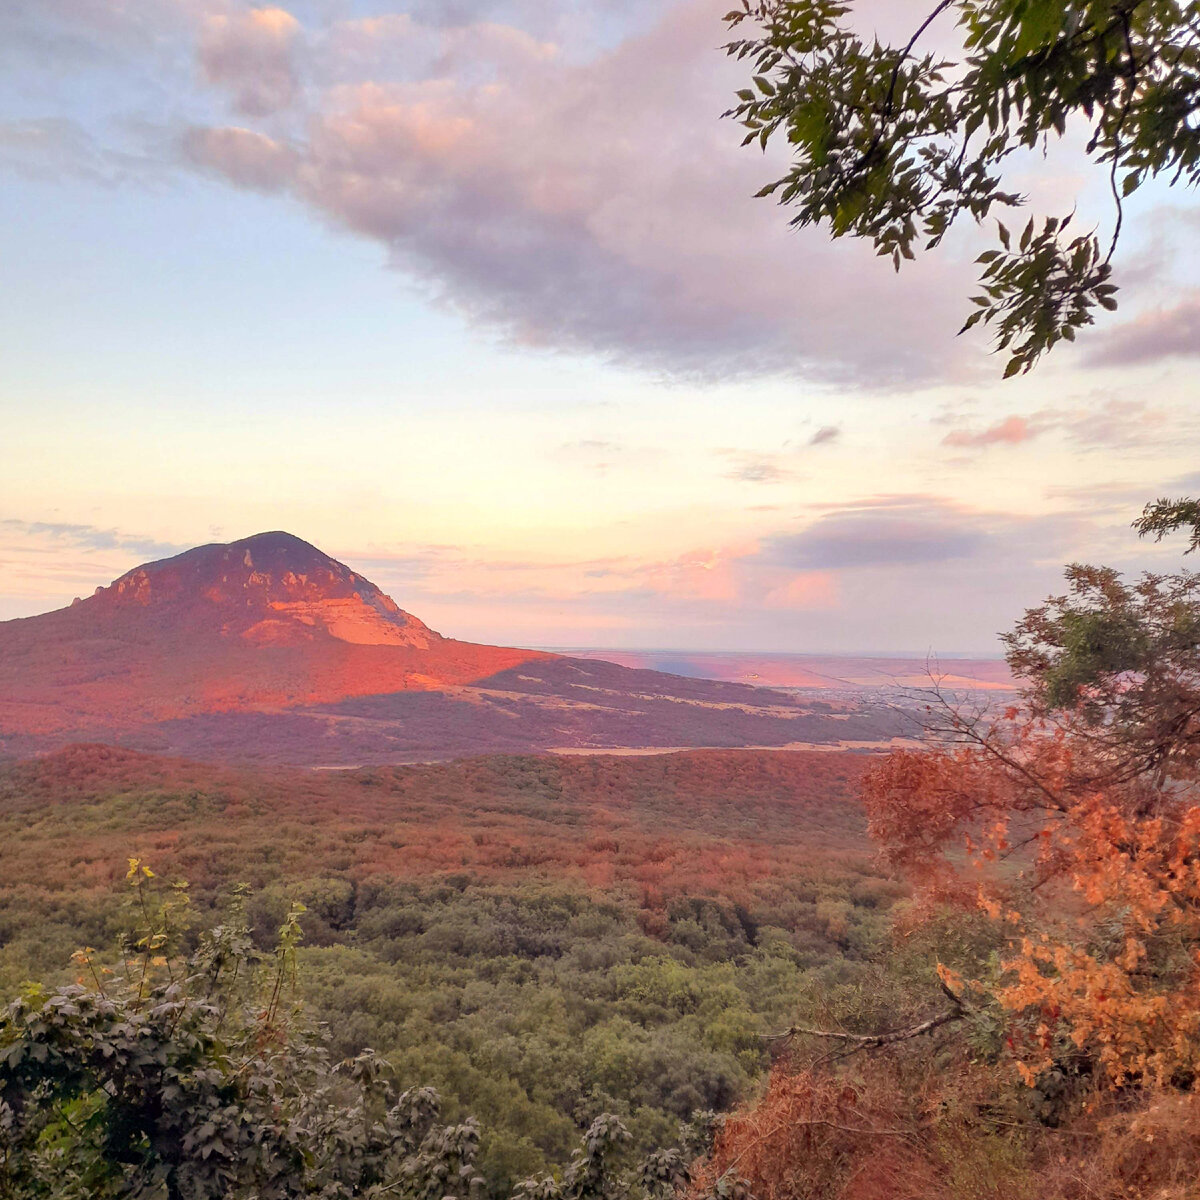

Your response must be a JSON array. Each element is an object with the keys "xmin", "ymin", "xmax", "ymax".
[{"xmin": 80, "ymin": 532, "xmax": 439, "ymax": 649}]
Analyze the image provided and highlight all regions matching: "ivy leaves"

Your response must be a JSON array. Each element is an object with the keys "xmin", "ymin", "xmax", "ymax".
[{"xmin": 725, "ymin": 0, "xmax": 1200, "ymax": 375}]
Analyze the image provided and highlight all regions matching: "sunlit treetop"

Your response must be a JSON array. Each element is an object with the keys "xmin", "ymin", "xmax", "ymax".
[{"xmin": 725, "ymin": 1, "xmax": 1200, "ymax": 375}]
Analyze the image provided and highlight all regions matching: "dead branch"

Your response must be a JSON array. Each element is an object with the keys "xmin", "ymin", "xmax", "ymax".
[{"xmin": 764, "ymin": 980, "xmax": 972, "ymax": 1051}]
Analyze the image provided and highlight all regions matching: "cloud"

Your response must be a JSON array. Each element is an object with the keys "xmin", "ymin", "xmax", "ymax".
[
  {"xmin": 943, "ymin": 415, "xmax": 1044, "ymax": 448},
  {"xmin": 718, "ymin": 430, "xmax": 843, "ymax": 482},
  {"xmin": 0, "ymin": 498, "xmax": 1135, "ymax": 654},
  {"xmin": 370, "ymin": 494, "xmax": 1095, "ymax": 652},
  {"xmin": 0, "ymin": 118, "xmax": 101, "ymax": 180},
  {"xmin": 1, "ymin": 519, "xmax": 186, "ymax": 561},
  {"xmin": 182, "ymin": 1, "xmax": 972, "ymax": 385},
  {"xmin": 0, "ymin": 0, "xmax": 996, "ymax": 386},
  {"xmin": 182, "ymin": 125, "xmax": 297, "ymax": 191},
  {"xmin": 0, "ymin": 117, "xmax": 162, "ymax": 184},
  {"xmin": 322, "ymin": 12, "xmax": 558, "ymax": 85},
  {"xmin": 0, "ymin": 0, "xmax": 207, "ymax": 65},
  {"xmin": 1067, "ymin": 398, "xmax": 1172, "ymax": 448},
  {"xmin": 558, "ymin": 439, "xmax": 624, "ymax": 455},
  {"xmin": 0, "ymin": 519, "xmax": 191, "ymax": 615},
  {"xmin": 1041, "ymin": 481, "xmax": 1159, "ymax": 516},
  {"xmin": 551, "ymin": 438, "xmax": 665, "ymax": 475},
  {"xmin": 1168, "ymin": 470, "xmax": 1200, "ymax": 492},
  {"xmin": 942, "ymin": 399, "xmax": 1181, "ymax": 454},
  {"xmin": 762, "ymin": 499, "xmax": 989, "ymax": 570},
  {"xmin": 14, "ymin": 0, "xmax": 1193, "ymax": 389},
  {"xmin": 761, "ymin": 572, "xmax": 838, "ymax": 610},
  {"xmin": 199, "ymin": 7, "xmax": 302, "ymax": 117},
  {"xmin": 1085, "ymin": 297, "xmax": 1200, "ymax": 367},
  {"xmin": 721, "ymin": 453, "xmax": 797, "ymax": 484}
]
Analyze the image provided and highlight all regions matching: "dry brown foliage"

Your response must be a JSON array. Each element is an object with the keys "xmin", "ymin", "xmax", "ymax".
[
  {"xmin": 693, "ymin": 1063, "xmax": 1200, "ymax": 1200},
  {"xmin": 1028, "ymin": 1091, "xmax": 1200, "ymax": 1200},
  {"xmin": 692, "ymin": 1063, "xmax": 947, "ymax": 1200}
]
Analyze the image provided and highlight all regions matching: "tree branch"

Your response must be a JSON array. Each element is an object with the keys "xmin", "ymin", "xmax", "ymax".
[{"xmin": 764, "ymin": 980, "xmax": 971, "ymax": 1050}]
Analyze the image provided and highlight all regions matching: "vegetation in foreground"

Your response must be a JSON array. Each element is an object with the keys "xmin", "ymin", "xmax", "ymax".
[
  {"xmin": 694, "ymin": 503, "xmax": 1200, "ymax": 1198},
  {"xmin": 0, "ymin": 866, "xmax": 703, "ymax": 1200}
]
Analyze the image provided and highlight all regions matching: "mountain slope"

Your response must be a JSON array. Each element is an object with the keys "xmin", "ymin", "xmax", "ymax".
[
  {"xmin": 0, "ymin": 532, "xmax": 544, "ymax": 735},
  {"xmin": 0, "ymin": 532, "xmax": 909, "ymax": 763}
]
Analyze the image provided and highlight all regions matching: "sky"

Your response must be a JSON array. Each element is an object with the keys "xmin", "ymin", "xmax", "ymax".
[{"xmin": 1, "ymin": 0, "xmax": 1198, "ymax": 654}]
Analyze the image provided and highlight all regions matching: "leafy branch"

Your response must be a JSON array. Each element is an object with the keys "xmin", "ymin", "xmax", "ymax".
[{"xmin": 725, "ymin": 0, "xmax": 1200, "ymax": 374}]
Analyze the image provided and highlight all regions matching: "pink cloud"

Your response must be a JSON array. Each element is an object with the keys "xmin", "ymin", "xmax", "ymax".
[
  {"xmin": 323, "ymin": 14, "xmax": 557, "ymax": 83},
  {"xmin": 942, "ymin": 415, "xmax": 1043, "ymax": 448},
  {"xmin": 762, "ymin": 572, "xmax": 839, "ymax": 611},
  {"xmin": 182, "ymin": 125, "xmax": 297, "ymax": 191},
  {"xmin": 941, "ymin": 399, "xmax": 1181, "ymax": 454},
  {"xmin": 183, "ymin": 1, "xmax": 972, "ymax": 385},
  {"xmin": 199, "ymin": 7, "xmax": 302, "ymax": 117},
  {"xmin": 640, "ymin": 548, "xmax": 746, "ymax": 605}
]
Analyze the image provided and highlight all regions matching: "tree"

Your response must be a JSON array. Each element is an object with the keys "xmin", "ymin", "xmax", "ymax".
[
  {"xmin": 724, "ymin": 1, "xmax": 1200, "ymax": 375},
  {"xmin": 1136, "ymin": 494, "xmax": 1200, "ymax": 554},
  {"xmin": 998, "ymin": 496, "xmax": 1200, "ymax": 783},
  {"xmin": 1002, "ymin": 564, "xmax": 1200, "ymax": 784},
  {"xmin": 861, "ymin": 507, "xmax": 1200, "ymax": 1091},
  {"xmin": 0, "ymin": 865, "xmax": 483, "ymax": 1200}
]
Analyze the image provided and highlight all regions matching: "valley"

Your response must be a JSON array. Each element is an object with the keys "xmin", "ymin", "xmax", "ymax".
[{"xmin": 0, "ymin": 531, "xmax": 979, "ymax": 1181}]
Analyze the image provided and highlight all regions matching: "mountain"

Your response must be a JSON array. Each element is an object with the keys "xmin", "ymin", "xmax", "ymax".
[
  {"xmin": 0, "ymin": 532, "xmax": 543, "ymax": 734},
  {"xmin": 82, "ymin": 530, "xmax": 441, "ymax": 650},
  {"xmin": 0, "ymin": 533, "xmax": 907, "ymax": 764}
]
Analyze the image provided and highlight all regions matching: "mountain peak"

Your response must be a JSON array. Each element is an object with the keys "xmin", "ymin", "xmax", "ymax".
[
  {"xmin": 85, "ymin": 531, "xmax": 439, "ymax": 649},
  {"xmin": 0, "ymin": 532, "xmax": 549, "ymax": 738},
  {"xmin": 232, "ymin": 529, "xmax": 323, "ymax": 554},
  {"xmin": 135, "ymin": 530, "xmax": 347, "ymax": 581}
]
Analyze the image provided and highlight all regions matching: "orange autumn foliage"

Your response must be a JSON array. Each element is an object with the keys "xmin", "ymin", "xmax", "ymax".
[{"xmin": 863, "ymin": 710, "xmax": 1200, "ymax": 1088}]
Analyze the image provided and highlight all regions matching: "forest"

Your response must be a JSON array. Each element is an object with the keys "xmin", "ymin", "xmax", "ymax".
[{"xmin": 0, "ymin": 746, "xmax": 912, "ymax": 1187}]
